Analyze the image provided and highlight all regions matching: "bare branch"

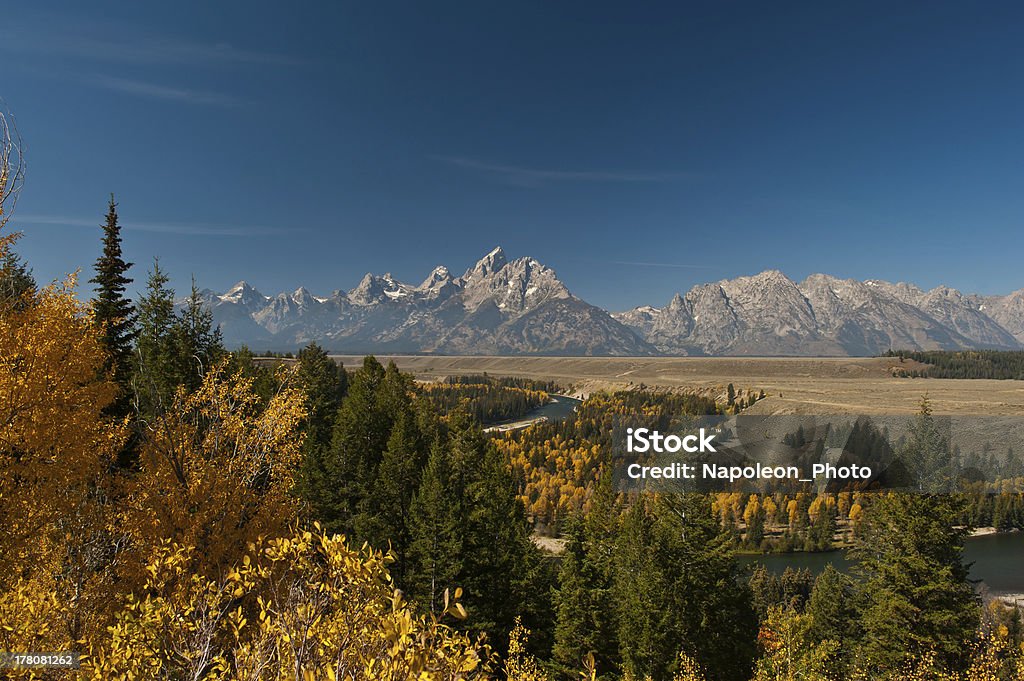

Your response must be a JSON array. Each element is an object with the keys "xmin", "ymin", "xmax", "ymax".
[{"xmin": 0, "ymin": 101, "xmax": 27, "ymax": 232}]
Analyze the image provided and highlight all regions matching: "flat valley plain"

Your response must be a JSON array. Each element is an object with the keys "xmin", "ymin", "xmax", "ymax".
[{"xmin": 330, "ymin": 355, "xmax": 1024, "ymax": 416}]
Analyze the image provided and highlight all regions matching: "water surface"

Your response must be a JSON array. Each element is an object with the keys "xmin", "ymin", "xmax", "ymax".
[{"xmin": 739, "ymin": 531, "xmax": 1024, "ymax": 596}]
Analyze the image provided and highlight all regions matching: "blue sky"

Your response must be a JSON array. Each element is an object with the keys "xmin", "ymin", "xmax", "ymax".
[{"xmin": 3, "ymin": 1, "xmax": 1023, "ymax": 310}]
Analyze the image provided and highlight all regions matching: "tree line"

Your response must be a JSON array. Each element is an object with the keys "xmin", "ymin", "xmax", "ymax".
[
  {"xmin": 420, "ymin": 374, "xmax": 556, "ymax": 425},
  {"xmin": 886, "ymin": 349, "xmax": 1024, "ymax": 379}
]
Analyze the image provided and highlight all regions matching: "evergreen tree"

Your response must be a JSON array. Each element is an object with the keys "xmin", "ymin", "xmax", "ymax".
[
  {"xmin": 851, "ymin": 493, "xmax": 979, "ymax": 674},
  {"xmin": 368, "ymin": 407, "xmax": 425, "ymax": 581},
  {"xmin": 449, "ymin": 413, "xmax": 542, "ymax": 650},
  {"xmin": 553, "ymin": 473, "xmax": 621, "ymax": 676},
  {"xmin": 614, "ymin": 498, "xmax": 665, "ymax": 678},
  {"xmin": 900, "ymin": 395, "xmax": 953, "ymax": 492},
  {"xmin": 0, "ymin": 244, "xmax": 34, "ymax": 308},
  {"xmin": 552, "ymin": 517, "xmax": 592, "ymax": 672},
  {"xmin": 132, "ymin": 259, "xmax": 176, "ymax": 420},
  {"xmin": 407, "ymin": 439, "xmax": 465, "ymax": 615},
  {"xmin": 779, "ymin": 567, "xmax": 814, "ymax": 611},
  {"xmin": 806, "ymin": 564, "xmax": 853, "ymax": 648},
  {"xmin": 301, "ymin": 356, "xmax": 391, "ymax": 536},
  {"xmin": 298, "ymin": 357, "xmax": 546, "ymax": 653},
  {"xmin": 169, "ymin": 280, "xmax": 223, "ymax": 394},
  {"xmin": 749, "ymin": 564, "xmax": 783, "ymax": 618},
  {"xmin": 89, "ymin": 194, "xmax": 137, "ymax": 409},
  {"xmin": 294, "ymin": 342, "xmax": 347, "ymax": 451},
  {"xmin": 615, "ymin": 495, "xmax": 758, "ymax": 681}
]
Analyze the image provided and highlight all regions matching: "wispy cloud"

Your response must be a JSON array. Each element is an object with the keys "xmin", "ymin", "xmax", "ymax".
[
  {"xmin": 0, "ymin": 26, "xmax": 302, "ymax": 66},
  {"xmin": 16, "ymin": 215, "xmax": 293, "ymax": 237},
  {"xmin": 87, "ymin": 75, "xmax": 241, "ymax": 106},
  {"xmin": 435, "ymin": 156, "xmax": 687, "ymax": 186}
]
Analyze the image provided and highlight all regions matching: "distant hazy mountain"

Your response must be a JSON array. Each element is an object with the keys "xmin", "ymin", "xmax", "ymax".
[
  {"xmin": 204, "ymin": 247, "xmax": 654, "ymax": 355},
  {"xmin": 614, "ymin": 271, "xmax": 1024, "ymax": 356},
  {"xmin": 201, "ymin": 250, "xmax": 1024, "ymax": 356}
]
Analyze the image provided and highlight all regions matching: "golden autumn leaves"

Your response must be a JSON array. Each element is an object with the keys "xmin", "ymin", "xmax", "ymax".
[{"xmin": 87, "ymin": 527, "xmax": 484, "ymax": 680}]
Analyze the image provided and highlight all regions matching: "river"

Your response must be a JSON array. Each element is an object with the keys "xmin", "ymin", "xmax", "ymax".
[
  {"xmin": 485, "ymin": 394, "xmax": 582, "ymax": 432},
  {"xmin": 739, "ymin": 531, "xmax": 1024, "ymax": 597},
  {"xmin": 531, "ymin": 394, "xmax": 582, "ymax": 421}
]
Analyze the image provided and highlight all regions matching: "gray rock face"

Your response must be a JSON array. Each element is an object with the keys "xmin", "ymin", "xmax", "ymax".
[
  {"xmin": 978, "ymin": 290, "xmax": 1024, "ymax": 344},
  {"xmin": 206, "ymin": 247, "xmax": 653, "ymax": 355},
  {"xmin": 614, "ymin": 270, "xmax": 1024, "ymax": 356}
]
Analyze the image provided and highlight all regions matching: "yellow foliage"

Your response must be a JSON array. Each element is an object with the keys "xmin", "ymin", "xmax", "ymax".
[
  {"xmin": 754, "ymin": 606, "xmax": 841, "ymax": 681},
  {"xmin": 673, "ymin": 653, "xmax": 707, "ymax": 681},
  {"xmin": 505, "ymin": 618, "xmax": 551, "ymax": 681},
  {"xmin": 0, "ymin": 255, "xmax": 125, "ymax": 642},
  {"xmin": 87, "ymin": 525, "xmax": 490, "ymax": 680},
  {"xmin": 128, "ymin": 360, "xmax": 308, "ymax": 578},
  {"xmin": 0, "ymin": 271, "xmax": 122, "ymax": 567}
]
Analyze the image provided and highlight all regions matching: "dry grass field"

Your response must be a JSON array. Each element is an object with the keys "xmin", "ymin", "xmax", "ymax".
[{"xmin": 330, "ymin": 355, "xmax": 1024, "ymax": 416}]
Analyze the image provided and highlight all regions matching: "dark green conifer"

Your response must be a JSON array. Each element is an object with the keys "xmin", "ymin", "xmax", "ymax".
[
  {"xmin": 90, "ymin": 195, "xmax": 137, "ymax": 409},
  {"xmin": 302, "ymin": 356, "xmax": 389, "ymax": 535},
  {"xmin": 133, "ymin": 259, "xmax": 176, "ymax": 419},
  {"xmin": 851, "ymin": 493, "xmax": 979, "ymax": 673},
  {"xmin": 169, "ymin": 279, "xmax": 223, "ymax": 393},
  {"xmin": 0, "ymin": 244, "xmax": 34, "ymax": 308},
  {"xmin": 295, "ymin": 342, "xmax": 347, "ymax": 450}
]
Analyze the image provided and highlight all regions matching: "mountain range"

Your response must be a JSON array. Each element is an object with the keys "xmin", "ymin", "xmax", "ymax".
[{"xmin": 197, "ymin": 247, "xmax": 1024, "ymax": 356}]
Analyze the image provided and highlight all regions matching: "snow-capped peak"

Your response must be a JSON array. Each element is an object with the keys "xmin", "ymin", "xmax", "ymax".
[
  {"xmin": 219, "ymin": 280, "xmax": 268, "ymax": 307},
  {"xmin": 419, "ymin": 265, "xmax": 453, "ymax": 288},
  {"xmin": 291, "ymin": 287, "xmax": 317, "ymax": 305}
]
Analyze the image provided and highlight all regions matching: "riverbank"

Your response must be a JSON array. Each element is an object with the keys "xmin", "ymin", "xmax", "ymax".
[
  {"xmin": 969, "ymin": 526, "xmax": 1020, "ymax": 537},
  {"xmin": 996, "ymin": 593, "xmax": 1024, "ymax": 609},
  {"xmin": 484, "ymin": 416, "xmax": 548, "ymax": 433}
]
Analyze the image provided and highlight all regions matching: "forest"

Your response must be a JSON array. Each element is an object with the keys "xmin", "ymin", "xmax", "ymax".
[
  {"xmin": 2, "ymin": 198, "xmax": 1024, "ymax": 679},
  {"xmin": 420, "ymin": 375, "xmax": 558, "ymax": 425},
  {"xmin": 886, "ymin": 350, "xmax": 1024, "ymax": 379}
]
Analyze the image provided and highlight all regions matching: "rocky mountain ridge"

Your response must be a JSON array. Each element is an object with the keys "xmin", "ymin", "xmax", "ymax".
[
  {"xmin": 203, "ymin": 247, "xmax": 653, "ymax": 356},
  {"xmin": 614, "ymin": 271, "xmax": 1024, "ymax": 355},
  {"xmin": 200, "ymin": 249, "xmax": 1024, "ymax": 356}
]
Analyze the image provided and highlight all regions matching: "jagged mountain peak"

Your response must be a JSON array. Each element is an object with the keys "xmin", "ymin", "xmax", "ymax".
[
  {"xmin": 463, "ymin": 246, "xmax": 508, "ymax": 281},
  {"xmin": 460, "ymin": 251, "xmax": 570, "ymax": 314},
  {"xmin": 419, "ymin": 265, "xmax": 453, "ymax": 289},
  {"xmin": 204, "ymin": 247, "xmax": 655, "ymax": 355},
  {"xmin": 291, "ymin": 286, "xmax": 317, "ymax": 305},
  {"xmin": 219, "ymin": 280, "xmax": 268, "ymax": 307}
]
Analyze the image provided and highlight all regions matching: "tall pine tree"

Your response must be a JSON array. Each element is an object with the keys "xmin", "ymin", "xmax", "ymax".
[
  {"xmin": 133, "ymin": 259, "xmax": 176, "ymax": 420},
  {"xmin": 407, "ymin": 438, "xmax": 465, "ymax": 615},
  {"xmin": 370, "ymin": 407, "xmax": 426, "ymax": 582},
  {"xmin": 295, "ymin": 342, "xmax": 347, "ymax": 452},
  {"xmin": 851, "ymin": 493, "xmax": 979, "ymax": 674},
  {"xmin": 614, "ymin": 494, "xmax": 758, "ymax": 681},
  {"xmin": 553, "ymin": 469, "xmax": 621, "ymax": 675},
  {"xmin": 90, "ymin": 194, "xmax": 137, "ymax": 413}
]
